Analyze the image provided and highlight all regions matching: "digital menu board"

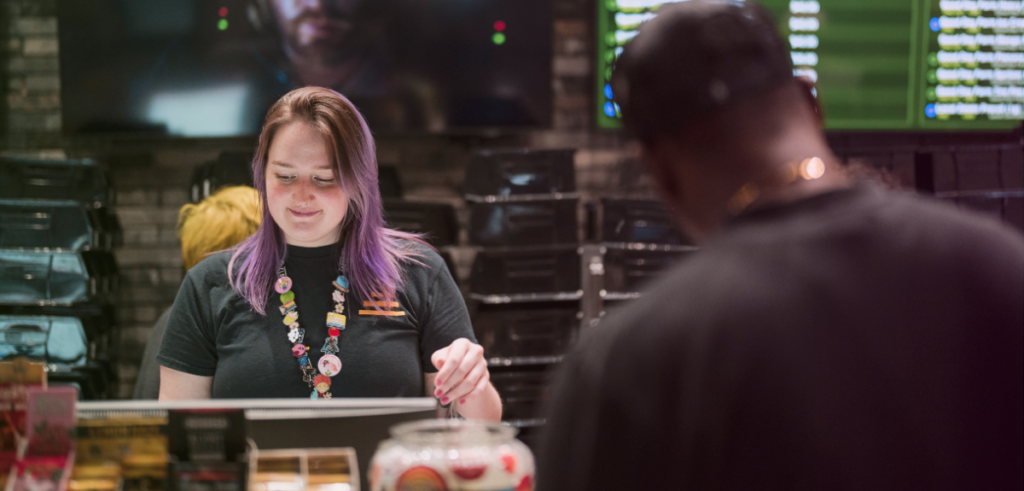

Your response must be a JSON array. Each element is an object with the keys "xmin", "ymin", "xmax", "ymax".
[{"xmin": 595, "ymin": 0, "xmax": 1023, "ymax": 130}]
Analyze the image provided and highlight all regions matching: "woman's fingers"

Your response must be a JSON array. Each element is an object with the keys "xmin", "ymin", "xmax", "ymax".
[
  {"xmin": 430, "ymin": 346, "xmax": 450, "ymax": 371},
  {"xmin": 460, "ymin": 369, "xmax": 491, "ymax": 405},
  {"xmin": 435, "ymin": 338, "xmax": 472, "ymax": 387},
  {"xmin": 435, "ymin": 340, "xmax": 485, "ymax": 403},
  {"xmin": 445, "ymin": 362, "xmax": 487, "ymax": 404}
]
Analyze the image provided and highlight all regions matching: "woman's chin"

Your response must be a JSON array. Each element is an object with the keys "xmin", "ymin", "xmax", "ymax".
[{"xmin": 284, "ymin": 230, "xmax": 339, "ymax": 247}]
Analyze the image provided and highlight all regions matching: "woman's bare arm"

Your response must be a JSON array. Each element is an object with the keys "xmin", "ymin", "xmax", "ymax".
[{"xmin": 159, "ymin": 365, "xmax": 213, "ymax": 400}]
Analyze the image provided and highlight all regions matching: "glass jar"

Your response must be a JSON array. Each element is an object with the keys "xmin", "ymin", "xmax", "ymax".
[{"xmin": 369, "ymin": 420, "xmax": 534, "ymax": 491}]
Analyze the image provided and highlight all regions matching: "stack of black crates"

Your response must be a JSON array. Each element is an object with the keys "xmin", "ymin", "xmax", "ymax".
[
  {"xmin": 378, "ymin": 167, "xmax": 461, "ymax": 282},
  {"xmin": 596, "ymin": 199, "xmax": 695, "ymax": 306},
  {"xmin": 0, "ymin": 157, "xmax": 123, "ymax": 399},
  {"xmin": 464, "ymin": 149, "xmax": 580, "ymax": 451}
]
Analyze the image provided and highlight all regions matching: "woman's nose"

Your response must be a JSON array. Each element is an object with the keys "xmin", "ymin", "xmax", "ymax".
[{"xmin": 294, "ymin": 179, "xmax": 316, "ymax": 203}]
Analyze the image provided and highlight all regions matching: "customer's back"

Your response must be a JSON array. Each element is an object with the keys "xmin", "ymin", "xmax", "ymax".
[
  {"xmin": 536, "ymin": 1, "xmax": 1023, "ymax": 489},
  {"xmin": 539, "ymin": 183, "xmax": 1022, "ymax": 490}
]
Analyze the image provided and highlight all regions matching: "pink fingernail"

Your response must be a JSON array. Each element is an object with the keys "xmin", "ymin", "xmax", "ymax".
[
  {"xmin": 441, "ymin": 397, "xmax": 449, "ymax": 404},
  {"xmin": 435, "ymin": 389, "xmax": 442, "ymax": 397}
]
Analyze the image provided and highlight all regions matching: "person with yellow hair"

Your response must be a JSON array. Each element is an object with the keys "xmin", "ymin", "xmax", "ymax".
[{"xmin": 133, "ymin": 186, "xmax": 261, "ymax": 399}]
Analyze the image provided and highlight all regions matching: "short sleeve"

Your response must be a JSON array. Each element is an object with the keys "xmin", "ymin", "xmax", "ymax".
[
  {"xmin": 417, "ymin": 260, "xmax": 477, "ymax": 372},
  {"xmin": 157, "ymin": 269, "xmax": 219, "ymax": 377}
]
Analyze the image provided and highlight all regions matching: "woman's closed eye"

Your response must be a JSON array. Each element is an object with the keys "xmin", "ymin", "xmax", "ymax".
[{"xmin": 275, "ymin": 174, "xmax": 334, "ymax": 186}]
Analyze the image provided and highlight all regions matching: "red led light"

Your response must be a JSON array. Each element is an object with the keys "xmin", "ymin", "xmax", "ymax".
[
  {"xmin": 219, "ymin": 6, "xmax": 228, "ymax": 17},
  {"xmin": 494, "ymin": 20, "xmax": 506, "ymax": 31}
]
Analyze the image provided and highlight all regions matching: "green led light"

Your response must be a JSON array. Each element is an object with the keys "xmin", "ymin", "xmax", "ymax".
[
  {"xmin": 218, "ymin": 18, "xmax": 229, "ymax": 30},
  {"xmin": 492, "ymin": 32, "xmax": 506, "ymax": 45}
]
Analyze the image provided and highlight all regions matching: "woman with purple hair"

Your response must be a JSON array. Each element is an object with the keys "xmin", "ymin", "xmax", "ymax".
[{"xmin": 156, "ymin": 87, "xmax": 501, "ymax": 421}]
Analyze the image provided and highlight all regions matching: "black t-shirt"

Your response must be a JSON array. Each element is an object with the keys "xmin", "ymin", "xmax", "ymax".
[
  {"xmin": 537, "ymin": 185, "xmax": 1024, "ymax": 491},
  {"xmin": 158, "ymin": 241, "xmax": 475, "ymax": 398}
]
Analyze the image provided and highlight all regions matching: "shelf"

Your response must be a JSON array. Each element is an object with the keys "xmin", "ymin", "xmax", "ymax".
[
  {"xmin": 934, "ymin": 189, "xmax": 1024, "ymax": 199},
  {"xmin": 502, "ymin": 418, "xmax": 546, "ymax": 428},
  {"xmin": 470, "ymin": 291, "xmax": 583, "ymax": 304},
  {"xmin": 488, "ymin": 355, "xmax": 564, "ymax": 367},
  {"xmin": 601, "ymin": 242, "xmax": 698, "ymax": 252},
  {"xmin": 465, "ymin": 192, "xmax": 580, "ymax": 203},
  {"xmin": 600, "ymin": 291, "xmax": 642, "ymax": 300}
]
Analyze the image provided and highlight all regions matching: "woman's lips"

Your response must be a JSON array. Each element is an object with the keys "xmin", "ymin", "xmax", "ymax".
[{"xmin": 289, "ymin": 208, "xmax": 320, "ymax": 218}]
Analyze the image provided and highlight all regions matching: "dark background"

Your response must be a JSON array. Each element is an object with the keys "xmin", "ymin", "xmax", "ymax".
[
  {"xmin": 56, "ymin": 0, "xmax": 552, "ymax": 135},
  {"xmin": 1, "ymin": 0, "xmax": 1020, "ymax": 398}
]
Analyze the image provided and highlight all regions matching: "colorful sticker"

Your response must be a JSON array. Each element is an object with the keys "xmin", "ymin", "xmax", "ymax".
[
  {"xmin": 332, "ymin": 290, "xmax": 345, "ymax": 303},
  {"xmin": 288, "ymin": 329, "xmax": 304, "ymax": 344},
  {"xmin": 450, "ymin": 464, "xmax": 487, "ymax": 481},
  {"xmin": 314, "ymin": 375, "xmax": 331, "ymax": 394},
  {"xmin": 395, "ymin": 466, "xmax": 448, "ymax": 491},
  {"xmin": 275, "ymin": 277, "xmax": 293, "ymax": 294},
  {"xmin": 322, "ymin": 337, "xmax": 340, "ymax": 354},
  {"xmin": 284, "ymin": 311, "xmax": 299, "ymax": 325},
  {"xmin": 516, "ymin": 475, "xmax": 533, "ymax": 491},
  {"xmin": 280, "ymin": 291, "xmax": 295, "ymax": 303},
  {"xmin": 292, "ymin": 345, "xmax": 306, "ymax": 357},
  {"xmin": 500, "ymin": 454, "xmax": 517, "ymax": 474},
  {"xmin": 327, "ymin": 312, "xmax": 346, "ymax": 329},
  {"xmin": 318, "ymin": 355, "xmax": 342, "ymax": 376}
]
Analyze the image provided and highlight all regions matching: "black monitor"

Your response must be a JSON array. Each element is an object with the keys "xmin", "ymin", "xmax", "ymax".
[{"xmin": 56, "ymin": 0, "xmax": 553, "ymax": 137}]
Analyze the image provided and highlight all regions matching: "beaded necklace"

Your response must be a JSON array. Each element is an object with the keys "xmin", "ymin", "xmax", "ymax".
[{"xmin": 276, "ymin": 266, "xmax": 348, "ymax": 399}]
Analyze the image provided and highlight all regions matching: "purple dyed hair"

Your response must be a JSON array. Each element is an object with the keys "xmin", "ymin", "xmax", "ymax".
[{"xmin": 228, "ymin": 87, "xmax": 426, "ymax": 315}]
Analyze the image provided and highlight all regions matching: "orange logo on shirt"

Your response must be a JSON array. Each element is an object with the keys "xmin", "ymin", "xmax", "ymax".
[{"xmin": 358, "ymin": 293, "xmax": 406, "ymax": 316}]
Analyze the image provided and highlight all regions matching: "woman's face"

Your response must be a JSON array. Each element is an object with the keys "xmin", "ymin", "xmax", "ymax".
[{"xmin": 266, "ymin": 121, "xmax": 349, "ymax": 248}]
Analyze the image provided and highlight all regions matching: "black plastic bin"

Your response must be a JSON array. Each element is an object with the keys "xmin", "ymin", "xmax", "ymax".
[
  {"xmin": 383, "ymin": 200, "xmax": 459, "ymax": 247},
  {"xmin": 473, "ymin": 303, "xmax": 578, "ymax": 359},
  {"xmin": 603, "ymin": 247, "xmax": 691, "ymax": 294},
  {"xmin": 0, "ymin": 157, "xmax": 112, "ymax": 208},
  {"xmin": 465, "ymin": 149, "xmax": 576, "ymax": 197},
  {"xmin": 468, "ymin": 200, "xmax": 578, "ymax": 247},
  {"xmin": 602, "ymin": 199, "xmax": 688, "ymax": 245},
  {"xmin": 470, "ymin": 247, "xmax": 580, "ymax": 296}
]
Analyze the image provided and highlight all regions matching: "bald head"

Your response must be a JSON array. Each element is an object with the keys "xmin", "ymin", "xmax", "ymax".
[
  {"xmin": 658, "ymin": 77, "xmax": 825, "ymax": 167},
  {"xmin": 612, "ymin": 0, "xmax": 793, "ymax": 147}
]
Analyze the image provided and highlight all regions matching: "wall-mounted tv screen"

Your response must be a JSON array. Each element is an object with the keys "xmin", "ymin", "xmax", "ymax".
[
  {"xmin": 57, "ymin": 0, "xmax": 552, "ymax": 137},
  {"xmin": 596, "ymin": 0, "xmax": 1023, "ymax": 130}
]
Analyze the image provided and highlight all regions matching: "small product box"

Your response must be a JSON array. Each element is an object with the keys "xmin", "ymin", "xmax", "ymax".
[{"xmin": 6, "ymin": 386, "xmax": 77, "ymax": 491}]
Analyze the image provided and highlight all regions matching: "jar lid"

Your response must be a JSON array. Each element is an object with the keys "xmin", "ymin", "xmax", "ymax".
[{"xmin": 389, "ymin": 419, "xmax": 517, "ymax": 447}]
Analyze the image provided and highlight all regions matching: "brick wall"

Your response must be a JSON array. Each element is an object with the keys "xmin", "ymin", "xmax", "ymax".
[{"xmin": 2, "ymin": 0, "xmax": 62, "ymax": 151}]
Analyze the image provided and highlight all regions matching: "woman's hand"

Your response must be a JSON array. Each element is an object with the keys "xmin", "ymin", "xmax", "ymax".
[{"xmin": 431, "ymin": 338, "xmax": 490, "ymax": 406}]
